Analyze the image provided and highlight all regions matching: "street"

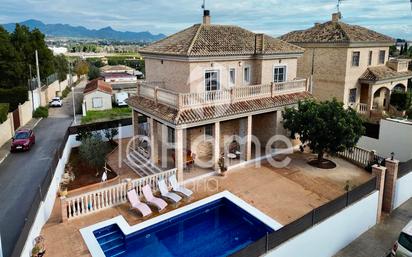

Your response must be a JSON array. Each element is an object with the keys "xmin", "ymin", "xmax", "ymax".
[{"xmin": 0, "ymin": 80, "xmax": 85, "ymax": 257}]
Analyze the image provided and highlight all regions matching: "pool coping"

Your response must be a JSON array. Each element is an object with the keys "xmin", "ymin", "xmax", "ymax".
[{"xmin": 80, "ymin": 190, "xmax": 283, "ymax": 257}]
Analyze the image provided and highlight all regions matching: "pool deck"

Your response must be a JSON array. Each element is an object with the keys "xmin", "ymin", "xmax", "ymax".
[{"xmin": 41, "ymin": 152, "xmax": 371, "ymax": 257}]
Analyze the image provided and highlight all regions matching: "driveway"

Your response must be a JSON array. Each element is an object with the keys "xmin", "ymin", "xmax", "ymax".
[{"xmin": 0, "ymin": 80, "xmax": 85, "ymax": 257}]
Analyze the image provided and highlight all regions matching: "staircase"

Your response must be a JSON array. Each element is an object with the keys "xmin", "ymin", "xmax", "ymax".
[
  {"xmin": 93, "ymin": 225, "xmax": 126, "ymax": 257},
  {"xmin": 124, "ymin": 148, "xmax": 164, "ymax": 177}
]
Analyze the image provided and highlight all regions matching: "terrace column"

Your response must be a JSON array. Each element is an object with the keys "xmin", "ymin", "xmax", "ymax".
[
  {"xmin": 160, "ymin": 123, "xmax": 169, "ymax": 169},
  {"xmin": 214, "ymin": 122, "xmax": 220, "ymax": 169},
  {"xmin": 175, "ymin": 128, "xmax": 184, "ymax": 182},
  {"xmin": 368, "ymin": 85, "xmax": 374, "ymax": 115},
  {"xmin": 372, "ymin": 164, "xmax": 386, "ymax": 223},
  {"xmin": 60, "ymin": 196, "xmax": 68, "ymax": 223},
  {"xmin": 246, "ymin": 115, "xmax": 252, "ymax": 161},
  {"xmin": 149, "ymin": 117, "xmax": 159, "ymax": 164},
  {"xmin": 382, "ymin": 158, "xmax": 399, "ymax": 213}
]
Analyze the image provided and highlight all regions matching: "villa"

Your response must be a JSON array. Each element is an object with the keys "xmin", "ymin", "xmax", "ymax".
[
  {"xmin": 280, "ymin": 12, "xmax": 412, "ymax": 117},
  {"xmin": 127, "ymin": 10, "xmax": 312, "ymax": 181}
]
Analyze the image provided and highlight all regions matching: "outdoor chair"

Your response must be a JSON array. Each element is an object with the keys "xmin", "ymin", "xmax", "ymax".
[
  {"xmin": 127, "ymin": 189, "xmax": 152, "ymax": 217},
  {"xmin": 169, "ymin": 174, "xmax": 193, "ymax": 198},
  {"xmin": 158, "ymin": 179, "xmax": 182, "ymax": 203},
  {"xmin": 142, "ymin": 184, "xmax": 168, "ymax": 211}
]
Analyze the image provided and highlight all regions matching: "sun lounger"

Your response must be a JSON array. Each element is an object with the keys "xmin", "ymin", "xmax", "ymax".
[
  {"xmin": 142, "ymin": 184, "xmax": 167, "ymax": 211},
  {"xmin": 169, "ymin": 174, "xmax": 193, "ymax": 197},
  {"xmin": 158, "ymin": 179, "xmax": 182, "ymax": 203},
  {"xmin": 127, "ymin": 189, "xmax": 152, "ymax": 217}
]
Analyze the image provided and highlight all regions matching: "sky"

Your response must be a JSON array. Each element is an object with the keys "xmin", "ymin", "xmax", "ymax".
[{"xmin": 0, "ymin": 0, "xmax": 411, "ymax": 39}]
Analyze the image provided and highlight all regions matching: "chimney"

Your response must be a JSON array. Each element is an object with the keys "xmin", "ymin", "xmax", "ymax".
[
  {"xmin": 255, "ymin": 33, "xmax": 265, "ymax": 54},
  {"xmin": 332, "ymin": 12, "xmax": 342, "ymax": 22},
  {"xmin": 203, "ymin": 10, "xmax": 211, "ymax": 25}
]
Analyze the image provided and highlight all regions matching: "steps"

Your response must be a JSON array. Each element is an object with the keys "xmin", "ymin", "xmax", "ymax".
[
  {"xmin": 124, "ymin": 147, "xmax": 164, "ymax": 177},
  {"xmin": 93, "ymin": 225, "xmax": 126, "ymax": 257}
]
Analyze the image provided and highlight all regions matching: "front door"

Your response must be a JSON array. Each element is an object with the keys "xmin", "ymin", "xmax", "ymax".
[{"xmin": 360, "ymin": 84, "xmax": 369, "ymax": 104}]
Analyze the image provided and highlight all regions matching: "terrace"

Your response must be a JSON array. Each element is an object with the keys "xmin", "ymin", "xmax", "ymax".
[
  {"xmin": 137, "ymin": 79, "xmax": 309, "ymax": 109},
  {"xmin": 41, "ymin": 151, "xmax": 371, "ymax": 257}
]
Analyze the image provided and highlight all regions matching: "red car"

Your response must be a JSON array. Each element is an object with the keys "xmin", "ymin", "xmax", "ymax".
[{"xmin": 10, "ymin": 129, "xmax": 36, "ymax": 152}]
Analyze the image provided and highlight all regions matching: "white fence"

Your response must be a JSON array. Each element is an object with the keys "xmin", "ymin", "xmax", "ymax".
[
  {"xmin": 265, "ymin": 191, "xmax": 379, "ymax": 257},
  {"xmin": 394, "ymin": 170, "xmax": 412, "ymax": 209},
  {"xmin": 63, "ymin": 168, "xmax": 177, "ymax": 220},
  {"xmin": 338, "ymin": 146, "xmax": 373, "ymax": 168}
]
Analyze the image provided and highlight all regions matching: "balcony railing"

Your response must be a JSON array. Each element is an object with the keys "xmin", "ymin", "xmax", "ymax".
[
  {"xmin": 357, "ymin": 103, "xmax": 368, "ymax": 114},
  {"xmin": 137, "ymin": 79, "xmax": 308, "ymax": 109}
]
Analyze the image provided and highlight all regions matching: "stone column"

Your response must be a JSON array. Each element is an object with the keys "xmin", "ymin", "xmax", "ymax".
[
  {"xmin": 160, "ymin": 123, "xmax": 169, "ymax": 169},
  {"xmin": 175, "ymin": 128, "xmax": 184, "ymax": 182},
  {"xmin": 60, "ymin": 196, "xmax": 68, "ymax": 223},
  {"xmin": 383, "ymin": 158, "xmax": 399, "ymax": 213},
  {"xmin": 149, "ymin": 117, "xmax": 159, "ymax": 164},
  {"xmin": 214, "ymin": 122, "xmax": 220, "ymax": 169},
  {"xmin": 246, "ymin": 115, "xmax": 252, "ymax": 161},
  {"xmin": 372, "ymin": 164, "xmax": 386, "ymax": 223}
]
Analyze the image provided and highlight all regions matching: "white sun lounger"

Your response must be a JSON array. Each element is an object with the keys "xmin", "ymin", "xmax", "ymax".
[
  {"xmin": 127, "ymin": 189, "xmax": 152, "ymax": 217},
  {"xmin": 158, "ymin": 179, "xmax": 182, "ymax": 203},
  {"xmin": 169, "ymin": 174, "xmax": 193, "ymax": 197},
  {"xmin": 142, "ymin": 184, "xmax": 168, "ymax": 211}
]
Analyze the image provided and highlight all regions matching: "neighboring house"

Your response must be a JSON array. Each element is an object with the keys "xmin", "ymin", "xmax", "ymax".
[
  {"xmin": 103, "ymin": 72, "xmax": 138, "ymax": 84},
  {"xmin": 127, "ymin": 10, "xmax": 311, "ymax": 181},
  {"xmin": 280, "ymin": 12, "xmax": 412, "ymax": 116},
  {"xmin": 100, "ymin": 65, "xmax": 135, "ymax": 74},
  {"xmin": 83, "ymin": 79, "xmax": 113, "ymax": 111}
]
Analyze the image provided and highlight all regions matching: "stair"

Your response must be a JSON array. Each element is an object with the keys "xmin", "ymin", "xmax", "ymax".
[
  {"xmin": 124, "ymin": 147, "xmax": 164, "ymax": 177},
  {"xmin": 93, "ymin": 225, "xmax": 126, "ymax": 257}
]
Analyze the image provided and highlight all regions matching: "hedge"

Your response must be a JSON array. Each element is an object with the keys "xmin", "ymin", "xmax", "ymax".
[
  {"xmin": 0, "ymin": 103, "xmax": 9, "ymax": 123},
  {"xmin": 0, "ymin": 87, "xmax": 28, "ymax": 112},
  {"xmin": 33, "ymin": 106, "xmax": 49, "ymax": 118}
]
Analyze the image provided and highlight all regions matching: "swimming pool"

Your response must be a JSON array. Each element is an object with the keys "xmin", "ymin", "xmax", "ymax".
[{"xmin": 81, "ymin": 191, "xmax": 282, "ymax": 257}]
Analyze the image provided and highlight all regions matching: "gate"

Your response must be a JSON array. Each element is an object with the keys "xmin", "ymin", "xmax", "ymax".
[{"xmin": 12, "ymin": 109, "xmax": 20, "ymax": 129}]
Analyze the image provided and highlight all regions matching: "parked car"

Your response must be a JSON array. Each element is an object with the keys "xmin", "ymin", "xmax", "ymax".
[
  {"xmin": 114, "ymin": 92, "xmax": 128, "ymax": 107},
  {"xmin": 10, "ymin": 129, "xmax": 35, "ymax": 152},
  {"xmin": 49, "ymin": 97, "xmax": 63, "ymax": 107},
  {"xmin": 392, "ymin": 220, "xmax": 412, "ymax": 257}
]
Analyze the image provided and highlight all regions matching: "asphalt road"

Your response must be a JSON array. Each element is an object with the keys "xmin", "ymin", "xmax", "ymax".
[{"xmin": 0, "ymin": 80, "xmax": 85, "ymax": 257}]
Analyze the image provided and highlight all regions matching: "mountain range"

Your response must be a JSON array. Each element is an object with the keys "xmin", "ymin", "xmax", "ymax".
[{"xmin": 2, "ymin": 19, "xmax": 166, "ymax": 42}]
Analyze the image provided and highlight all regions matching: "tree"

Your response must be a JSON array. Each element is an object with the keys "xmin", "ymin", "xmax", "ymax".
[
  {"xmin": 283, "ymin": 99, "xmax": 365, "ymax": 166},
  {"xmin": 79, "ymin": 133, "xmax": 110, "ymax": 176},
  {"xmin": 88, "ymin": 64, "xmax": 101, "ymax": 80},
  {"xmin": 54, "ymin": 54, "xmax": 69, "ymax": 82},
  {"xmin": 390, "ymin": 91, "xmax": 412, "ymax": 111},
  {"xmin": 74, "ymin": 60, "xmax": 89, "ymax": 76},
  {"xmin": 103, "ymin": 128, "xmax": 119, "ymax": 145}
]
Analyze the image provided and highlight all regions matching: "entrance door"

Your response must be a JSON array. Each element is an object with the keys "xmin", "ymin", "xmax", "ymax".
[{"xmin": 360, "ymin": 84, "xmax": 369, "ymax": 104}]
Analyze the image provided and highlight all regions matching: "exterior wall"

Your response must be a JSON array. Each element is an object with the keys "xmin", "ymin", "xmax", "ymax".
[
  {"xmin": 0, "ymin": 113, "xmax": 14, "ymax": 147},
  {"xmin": 84, "ymin": 91, "xmax": 112, "ymax": 111},
  {"xmin": 266, "ymin": 191, "xmax": 379, "ymax": 257},
  {"xmin": 252, "ymin": 112, "xmax": 277, "ymax": 146},
  {"xmin": 187, "ymin": 126, "xmax": 213, "ymax": 160},
  {"xmin": 357, "ymin": 119, "xmax": 412, "ymax": 162},
  {"xmin": 394, "ymin": 171, "xmax": 412, "ymax": 209},
  {"xmin": 19, "ymin": 100, "xmax": 33, "ymax": 126},
  {"xmin": 145, "ymin": 57, "xmax": 299, "ymax": 94},
  {"xmin": 344, "ymin": 46, "xmax": 389, "ymax": 106},
  {"xmin": 297, "ymin": 47, "xmax": 348, "ymax": 103},
  {"xmin": 145, "ymin": 58, "xmax": 190, "ymax": 93}
]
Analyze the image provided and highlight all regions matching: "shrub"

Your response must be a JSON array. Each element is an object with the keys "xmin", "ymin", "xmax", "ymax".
[
  {"xmin": 390, "ymin": 91, "xmax": 412, "ymax": 111},
  {"xmin": 61, "ymin": 87, "xmax": 71, "ymax": 99},
  {"xmin": 33, "ymin": 106, "xmax": 49, "ymax": 118},
  {"xmin": 0, "ymin": 103, "xmax": 9, "ymax": 123},
  {"xmin": 0, "ymin": 87, "xmax": 28, "ymax": 111}
]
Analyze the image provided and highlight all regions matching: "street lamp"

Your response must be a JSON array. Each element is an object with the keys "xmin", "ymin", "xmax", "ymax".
[{"xmin": 72, "ymin": 87, "xmax": 76, "ymax": 125}]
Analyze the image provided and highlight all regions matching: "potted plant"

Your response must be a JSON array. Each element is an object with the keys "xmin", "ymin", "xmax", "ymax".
[
  {"xmin": 59, "ymin": 183, "xmax": 68, "ymax": 197},
  {"xmin": 217, "ymin": 154, "xmax": 227, "ymax": 177},
  {"xmin": 31, "ymin": 236, "xmax": 45, "ymax": 257}
]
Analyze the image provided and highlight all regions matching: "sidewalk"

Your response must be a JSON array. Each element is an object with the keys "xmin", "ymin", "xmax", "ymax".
[
  {"xmin": 0, "ymin": 118, "xmax": 41, "ymax": 164},
  {"xmin": 334, "ymin": 197, "xmax": 412, "ymax": 257}
]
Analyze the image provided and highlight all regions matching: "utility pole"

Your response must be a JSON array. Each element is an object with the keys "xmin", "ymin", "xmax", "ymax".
[{"xmin": 35, "ymin": 50, "xmax": 41, "ymax": 89}]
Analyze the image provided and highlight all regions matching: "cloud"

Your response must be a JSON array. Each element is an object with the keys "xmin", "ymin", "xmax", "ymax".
[{"xmin": 0, "ymin": 0, "xmax": 411, "ymax": 39}]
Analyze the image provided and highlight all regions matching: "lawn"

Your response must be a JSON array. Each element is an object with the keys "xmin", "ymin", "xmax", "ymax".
[{"xmin": 81, "ymin": 107, "xmax": 132, "ymax": 124}]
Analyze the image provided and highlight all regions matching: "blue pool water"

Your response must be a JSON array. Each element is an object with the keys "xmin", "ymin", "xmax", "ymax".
[{"xmin": 92, "ymin": 198, "xmax": 274, "ymax": 257}]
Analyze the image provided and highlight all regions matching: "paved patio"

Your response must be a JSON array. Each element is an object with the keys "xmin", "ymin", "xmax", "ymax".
[{"xmin": 41, "ymin": 152, "xmax": 371, "ymax": 257}]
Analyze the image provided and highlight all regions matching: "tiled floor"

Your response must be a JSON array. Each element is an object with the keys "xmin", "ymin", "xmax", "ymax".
[{"xmin": 41, "ymin": 152, "xmax": 371, "ymax": 257}]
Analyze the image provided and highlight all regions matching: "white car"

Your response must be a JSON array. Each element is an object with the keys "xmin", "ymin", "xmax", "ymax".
[
  {"xmin": 392, "ymin": 220, "xmax": 412, "ymax": 257},
  {"xmin": 49, "ymin": 97, "xmax": 63, "ymax": 107}
]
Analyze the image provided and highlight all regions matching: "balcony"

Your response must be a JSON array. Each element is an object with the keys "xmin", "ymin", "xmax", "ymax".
[{"xmin": 137, "ymin": 79, "xmax": 309, "ymax": 110}]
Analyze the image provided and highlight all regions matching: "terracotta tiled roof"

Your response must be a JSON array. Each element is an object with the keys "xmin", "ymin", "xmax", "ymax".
[
  {"xmin": 84, "ymin": 79, "xmax": 113, "ymax": 95},
  {"xmin": 139, "ymin": 24, "xmax": 303, "ymax": 57},
  {"xmin": 127, "ymin": 92, "xmax": 311, "ymax": 125},
  {"xmin": 359, "ymin": 66, "xmax": 412, "ymax": 82},
  {"xmin": 280, "ymin": 21, "xmax": 394, "ymax": 44}
]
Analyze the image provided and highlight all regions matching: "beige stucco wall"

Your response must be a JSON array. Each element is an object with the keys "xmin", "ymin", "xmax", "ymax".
[
  {"xmin": 0, "ymin": 113, "xmax": 14, "ymax": 147},
  {"xmin": 84, "ymin": 91, "xmax": 112, "ymax": 111},
  {"xmin": 145, "ymin": 57, "xmax": 299, "ymax": 94},
  {"xmin": 19, "ymin": 100, "xmax": 33, "ymax": 126}
]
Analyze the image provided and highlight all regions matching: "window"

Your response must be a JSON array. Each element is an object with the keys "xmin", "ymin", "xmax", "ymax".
[
  {"xmin": 348, "ymin": 88, "xmax": 357, "ymax": 103},
  {"xmin": 368, "ymin": 51, "xmax": 373, "ymax": 66},
  {"xmin": 379, "ymin": 50, "xmax": 386, "ymax": 64},
  {"xmin": 205, "ymin": 70, "xmax": 220, "ymax": 91},
  {"xmin": 244, "ymin": 66, "xmax": 251, "ymax": 84},
  {"xmin": 352, "ymin": 52, "xmax": 360, "ymax": 67},
  {"xmin": 204, "ymin": 125, "xmax": 213, "ymax": 138},
  {"xmin": 273, "ymin": 66, "xmax": 287, "ymax": 83},
  {"xmin": 398, "ymin": 232, "xmax": 412, "ymax": 252},
  {"xmin": 229, "ymin": 68, "xmax": 236, "ymax": 86},
  {"xmin": 167, "ymin": 127, "xmax": 175, "ymax": 143},
  {"xmin": 92, "ymin": 97, "xmax": 103, "ymax": 108}
]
